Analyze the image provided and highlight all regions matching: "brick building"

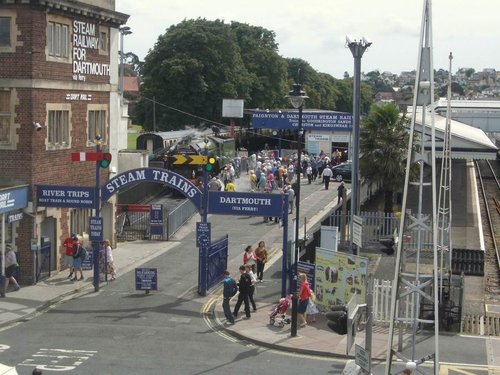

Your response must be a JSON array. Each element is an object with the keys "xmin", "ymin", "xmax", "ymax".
[{"xmin": 0, "ymin": 0, "xmax": 128, "ymax": 284}]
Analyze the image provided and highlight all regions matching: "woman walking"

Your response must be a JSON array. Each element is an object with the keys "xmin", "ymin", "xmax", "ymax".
[
  {"xmin": 4, "ymin": 245, "xmax": 20, "ymax": 293},
  {"xmin": 242, "ymin": 245, "xmax": 256, "ymax": 273},
  {"xmin": 103, "ymin": 239, "xmax": 116, "ymax": 280},
  {"xmin": 255, "ymin": 241, "xmax": 268, "ymax": 282}
]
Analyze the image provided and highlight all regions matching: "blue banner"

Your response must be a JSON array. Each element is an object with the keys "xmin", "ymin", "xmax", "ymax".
[
  {"xmin": 0, "ymin": 185, "xmax": 28, "ymax": 214},
  {"xmin": 89, "ymin": 217, "xmax": 103, "ymax": 242},
  {"xmin": 208, "ymin": 191, "xmax": 284, "ymax": 217},
  {"xmin": 252, "ymin": 111, "xmax": 352, "ymax": 131},
  {"xmin": 36, "ymin": 185, "xmax": 95, "ymax": 208},
  {"xmin": 135, "ymin": 268, "xmax": 158, "ymax": 291},
  {"xmin": 82, "ymin": 250, "xmax": 93, "ymax": 271},
  {"xmin": 150, "ymin": 204, "xmax": 163, "ymax": 236}
]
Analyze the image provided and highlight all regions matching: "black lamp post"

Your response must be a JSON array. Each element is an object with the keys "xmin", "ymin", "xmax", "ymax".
[{"xmin": 287, "ymin": 83, "xmax": 308, "ymax": 337}]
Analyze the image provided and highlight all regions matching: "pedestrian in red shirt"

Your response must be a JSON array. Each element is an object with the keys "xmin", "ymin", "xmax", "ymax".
[{"xmin": 63, "ymin": 234, "xmax": 77, "ymax": 279}]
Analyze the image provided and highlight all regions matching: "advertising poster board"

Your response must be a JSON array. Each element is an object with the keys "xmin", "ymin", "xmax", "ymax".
[{"xmin": 314, "ymin": 248, "xmax": 368, "ymax": 309}]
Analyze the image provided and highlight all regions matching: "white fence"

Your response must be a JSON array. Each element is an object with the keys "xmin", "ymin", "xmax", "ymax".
[
  {"xmin": 373, "ymin": 278, "xmax": 500, "ymax": 336},
  {"xmin": 372, "ymin": 279, "xmax": 417, "ymax": 325}
]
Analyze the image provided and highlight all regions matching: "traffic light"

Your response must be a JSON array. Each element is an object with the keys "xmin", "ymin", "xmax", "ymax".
[
  {"xmin": 99, "ymin": 152, "xmax": 112, "ymax": 168},
  {"xmin": 326, "ymin": 305, "xmax": 348, "ymax": 335},
  {"xmin": 205, "ymin": 155, "xmax": 216, "ymax": 172}
]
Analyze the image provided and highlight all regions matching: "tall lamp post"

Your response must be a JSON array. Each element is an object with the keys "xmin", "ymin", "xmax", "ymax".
[
  {"xmin": 119, "ymin": 26, "xmax": 132, "ymax": 95},
  {"xmin": 346, "ymin": 36, "xmax": 372, "ymax": 254},
  {"xmin": 287, "ymin": 83, "xmax": 308, "ymax": 337}
]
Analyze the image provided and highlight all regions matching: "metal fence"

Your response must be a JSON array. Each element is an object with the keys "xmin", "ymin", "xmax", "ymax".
[
  {"xmin": 327, "ymin": 210, "xmax": 435, "ymax": 250},
  {"xmin": 167, "ymin": 199, "xmax": 197, "ymax": 239},
  {"xmin": 116, "ymin": 199, "xmax": 198, "ymax": 241}
]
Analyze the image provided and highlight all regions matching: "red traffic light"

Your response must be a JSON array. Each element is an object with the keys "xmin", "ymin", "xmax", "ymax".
[{"xmin": 99, "ymin": 153, "xmax": 112, "ymax": 168}]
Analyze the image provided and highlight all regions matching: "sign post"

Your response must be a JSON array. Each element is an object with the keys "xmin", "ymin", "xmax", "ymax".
[{"xmin": 135, "ymin": 268, "xmax": 158, "ymax": 294}]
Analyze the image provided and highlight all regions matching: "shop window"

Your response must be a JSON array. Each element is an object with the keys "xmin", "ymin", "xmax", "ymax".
[
  {"xmin": 48, "ymin": 21, "xmax": 69, "ymax": 58},
  {"xmin": 47, "ymin": 110, "xmax": 70, "ymax": 148},
  {"xmin": 88, "ymin": 109, "xmax": 106, "ymax": 144}
]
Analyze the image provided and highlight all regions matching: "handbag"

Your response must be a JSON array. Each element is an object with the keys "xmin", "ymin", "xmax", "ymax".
[{"xmin": 306, "ymin": 299, "xmax": 319, "ymax": 315}]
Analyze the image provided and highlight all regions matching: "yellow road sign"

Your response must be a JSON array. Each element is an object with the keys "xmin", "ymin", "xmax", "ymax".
[{"xmin": 172, "ymin": 154, "xmax": 207, "ymax": 165}]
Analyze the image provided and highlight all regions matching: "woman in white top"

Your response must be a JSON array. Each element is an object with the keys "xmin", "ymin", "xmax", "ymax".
[{"xmin": 103, "ymin": 239, "xmax": 116, "ymax": 280}]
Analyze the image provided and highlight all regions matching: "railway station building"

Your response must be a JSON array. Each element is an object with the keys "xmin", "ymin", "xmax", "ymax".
[{"xmin": 0, "ymin": 0, "xmax": 129, "ymax": 284}]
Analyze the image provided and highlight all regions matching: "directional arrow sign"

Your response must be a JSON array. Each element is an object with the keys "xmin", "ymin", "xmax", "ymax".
[{"xmin": 173, "ymin": 154, "xmax": 207, "ymax": 165}]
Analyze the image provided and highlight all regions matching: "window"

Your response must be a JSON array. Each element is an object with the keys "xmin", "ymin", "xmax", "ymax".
[
  {"xmin": 0, "ymin": 91, "xmax": 11, "ymax": 144},
  {"xmin": 99, "ymin": 30, "xmax": 107, "ymax": 53},
  {"xmin": 70, "ymin": 208, "xmax": 92, "ymax": 238},
  {"xmin": 88, "ymin": 110, "xmax": 106, "ymax": 143},
  {"xmin": 48, "ymin": 21, "xmax": 69, "ymax": 58},
  {"xmin": 48, "ymin": 110, "xmax": 69, "ymax": 147},
  {"xmin": 0, "ymin": 17, "xmax": 10, "ymax": 47}
]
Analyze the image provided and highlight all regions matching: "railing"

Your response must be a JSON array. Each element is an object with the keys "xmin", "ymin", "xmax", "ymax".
[
  {"xmin": 167, "ymin": 199, "xmax": 197, "ymax": 239},
  {"xmin": 462, "ymin": 315, "xmax": 500, "ymax": 336}
]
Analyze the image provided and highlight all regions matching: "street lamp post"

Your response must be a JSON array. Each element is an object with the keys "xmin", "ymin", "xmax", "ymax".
[
  {"xmin": 287, "ymin": 83, "xmax": 308, "ymax": 337},
  {"xmin": 346, "ymin": 36, "xmax": 372, "ymax": 254},
  {"xmin": 119, "ymin": 26, "xmax": 132, "ymax": 95}
]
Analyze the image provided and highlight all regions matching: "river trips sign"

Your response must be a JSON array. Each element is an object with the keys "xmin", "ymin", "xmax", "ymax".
[
  {"xmin": 207, "ymin": 191, "xmax": 284, "ymax": 217},
  {"xmin": 36, "ymin": 185, "xmax": 95, "ymax": 208},
  {"xmin": 251, "ymin": 110, "xmax": 353, "ymax": 131}
]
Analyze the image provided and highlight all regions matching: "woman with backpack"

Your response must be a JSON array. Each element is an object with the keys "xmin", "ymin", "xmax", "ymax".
[{"xmin": 71, "ymin": 236, "xmax": 85, "ymax": 281}]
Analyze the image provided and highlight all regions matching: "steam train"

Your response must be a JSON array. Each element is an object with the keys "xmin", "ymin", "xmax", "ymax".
[{"xmin": 136, "ymin": 130, "xmax": 236, "ymax": 182}]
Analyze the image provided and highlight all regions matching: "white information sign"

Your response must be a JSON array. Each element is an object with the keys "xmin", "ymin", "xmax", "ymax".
[{"xmin": 353, "ymin": 215, "xmax": 363, "ymax": 248}]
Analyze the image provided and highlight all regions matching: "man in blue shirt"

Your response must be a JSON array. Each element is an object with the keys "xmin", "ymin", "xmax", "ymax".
[{"xmin": 222, "ymin": 270, "xmax": 237, "ymax": 324}]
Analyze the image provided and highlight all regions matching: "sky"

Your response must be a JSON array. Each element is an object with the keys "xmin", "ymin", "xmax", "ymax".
[{"xmin": 115, "ymin": 0, "xmax": 496, "ymax": 79}]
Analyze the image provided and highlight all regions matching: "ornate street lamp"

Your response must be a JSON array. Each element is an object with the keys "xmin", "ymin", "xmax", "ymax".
[
  {"xmin": 346, "ymin": 36, "xmax": 372, "ymax": 254},
  {"xmin": 286, "ymin": 83, "xmax": 308, "ymax": 337},
  {"xmin": 119, "ymin": 26, "xmax": 132, "ymax": 95}
]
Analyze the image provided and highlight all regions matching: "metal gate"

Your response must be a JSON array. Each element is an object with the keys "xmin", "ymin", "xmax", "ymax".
[
  {"xmin": 207, "ymin": 235, "xmax": 228, "ymax": 290},
  {"xmin": 36, "ymin": 238, "xmax": 51, "ymax": 282}
]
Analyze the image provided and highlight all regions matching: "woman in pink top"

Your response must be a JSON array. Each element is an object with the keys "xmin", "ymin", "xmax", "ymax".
[{"xmin": 242, "ymin": 245, "xmax": 256, "ymax": 273}]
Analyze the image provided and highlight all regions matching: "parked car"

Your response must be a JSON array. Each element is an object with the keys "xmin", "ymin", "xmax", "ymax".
[{"xmin": 331, "ymin": 161, "xmax": 352, "ymax": 182}]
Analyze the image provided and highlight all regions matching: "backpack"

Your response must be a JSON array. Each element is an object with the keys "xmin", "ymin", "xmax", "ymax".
[
  {"xmin": 81, "ymin": 248, "xmax": 88, "ymax": 261},
  {"xmin": 76, "ymin": 246, "xmax": 88, "ymax": 261}
]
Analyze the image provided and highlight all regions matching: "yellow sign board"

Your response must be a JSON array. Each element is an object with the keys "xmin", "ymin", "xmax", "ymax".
[{"xmin": 173, "ymin": 155, "xmax": 207, "ymax": 165}]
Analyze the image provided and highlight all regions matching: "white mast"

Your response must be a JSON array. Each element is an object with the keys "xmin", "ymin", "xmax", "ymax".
[{"xmin": 384, "ymin": 0, "xmax": 440, "ymax": 373}]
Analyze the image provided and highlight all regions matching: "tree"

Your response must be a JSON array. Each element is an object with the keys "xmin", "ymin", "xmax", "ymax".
[
  {"xmin": 138, "ymin": 19, "xmax": 252, "ymax": 130},
  {"xmin": 360, "ymin": 103, "xmax": 413, "ymax": 213},
  {"xmin": 230, "ymin": 22, "xmax": 288, "ymax": 109}
]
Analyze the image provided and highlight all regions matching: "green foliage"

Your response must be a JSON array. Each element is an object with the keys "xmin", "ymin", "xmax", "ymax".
[{"xmin": 360, "ymin": 103, "xmax": 413, "ymax": 212}]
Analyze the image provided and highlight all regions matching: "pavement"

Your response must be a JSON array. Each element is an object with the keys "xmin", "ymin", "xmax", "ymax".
[{"xmin": 1, "ymin": 169, "xmax": 500, "ymax": 374}]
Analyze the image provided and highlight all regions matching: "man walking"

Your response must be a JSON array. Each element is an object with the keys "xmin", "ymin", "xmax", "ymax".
[
  {"xmin": 322, "ymin": 164, "xmax": 333, "ymax": 190},
  {"xmin": 337, "ymin": 181, "xmax": 346, "ymax": 204},
  {"xmin": 222, "ymin": 271, "xmax": 237, "ymax": 324},
  {"xmin": 233, "ymin": 265, "xmax": 252, "ymax": 319}
]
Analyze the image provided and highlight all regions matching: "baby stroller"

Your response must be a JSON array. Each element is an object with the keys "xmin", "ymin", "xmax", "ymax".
[{"xmin": 269, "ymin": 295, "xmax": 292, "ymax": 327}]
